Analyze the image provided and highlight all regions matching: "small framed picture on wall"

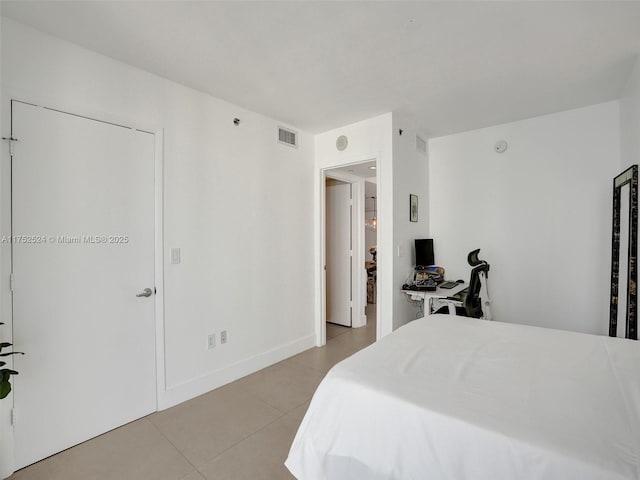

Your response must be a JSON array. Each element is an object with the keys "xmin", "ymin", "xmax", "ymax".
[{"xmin": 410, "ymin": 194, "xmax": 418, "ymax": 222}]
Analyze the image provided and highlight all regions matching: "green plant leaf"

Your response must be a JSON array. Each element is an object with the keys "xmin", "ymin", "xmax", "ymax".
[
  {"xmin": 0, "ymin": 380, "xmax": 11, "ymax": 400},
  {"xmin": 0, "ymin": 342, "xmax": 12, "ymax": 349},
  {"xmin": 0, "ymin": 352, "xmax": 24, "ymax": 357},
  {"xmin": 0, "ymin": 361, "xmax": 5, "ymax": 367}
]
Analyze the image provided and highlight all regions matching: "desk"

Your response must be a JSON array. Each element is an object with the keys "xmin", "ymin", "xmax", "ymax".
[{"xmin": 402, "ymin": 282, "xmax": 466, "ymax": 315}]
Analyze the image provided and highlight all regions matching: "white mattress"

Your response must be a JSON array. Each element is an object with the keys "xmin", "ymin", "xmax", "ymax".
[{"xmin": 285, "ymin": 314, "xmax": 640, "ymax": 479}]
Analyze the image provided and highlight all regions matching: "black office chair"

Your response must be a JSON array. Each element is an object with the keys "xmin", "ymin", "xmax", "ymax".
[
  {"xmin": 434, "ymin": 249, "xmax": 492, "ymax": 319},
  {"xmin": 463, "ymin": 249, "xmax": 490, "ymax": 319}
]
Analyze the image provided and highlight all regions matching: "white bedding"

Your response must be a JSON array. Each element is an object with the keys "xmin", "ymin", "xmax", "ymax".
[{"xmin": 285, "ymin": 314, "xmax": 640, "ymax": 479}]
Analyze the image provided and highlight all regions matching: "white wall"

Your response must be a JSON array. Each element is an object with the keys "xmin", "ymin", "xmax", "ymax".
[
  {"xmin": 0, "ymin": 18, "xmax": 315, "ymax": 477},
  {"xmin": 429, "ymin": 101, "xmax": 620, "ymax": 335},
  {"xmin": 621, "ymin": 56, "xmax": 640, "ymax": 170},
  {"xmin": 314, "ymin": 113, "xmax": 431, "ymax": 335},
  {"xmin": 314, "ymin": 113, "xmax": 393, "ymax": 340},
  {"xmin": 391, "ymin": 116, "xmax": 430, "ymax": 329},
  {"xmin": 619, "ymin": 56, "xmax": 640, "ymax": 340}
]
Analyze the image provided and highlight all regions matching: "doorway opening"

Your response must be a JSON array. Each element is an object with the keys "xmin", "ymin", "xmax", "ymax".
[{"xmin": 322, "ymin": 159, "xmax": 377, "ymax": 343}]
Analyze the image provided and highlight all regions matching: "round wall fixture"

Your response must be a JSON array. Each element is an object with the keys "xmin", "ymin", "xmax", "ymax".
[
  {"xmin": 494, "ymin": 140, "xmax": 508, "ymax": 154},
  {"xmin": 336, "ymin": 135, "xmax": 348, "ymax": 151}
]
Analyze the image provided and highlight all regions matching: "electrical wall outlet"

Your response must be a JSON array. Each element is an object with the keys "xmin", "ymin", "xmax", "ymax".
[
  {"xmin": 220, "ymin": 330, "xmax": 228, "ymax": 344},
  {"xmin": 207, "ymin": 333, "xmax": 215, "ymax": 349}
]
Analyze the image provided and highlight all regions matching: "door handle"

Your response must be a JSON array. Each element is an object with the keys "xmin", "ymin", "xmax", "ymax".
[{"xmin": 136, "ymin": 287, "xmax": 153, "ymax": 298}]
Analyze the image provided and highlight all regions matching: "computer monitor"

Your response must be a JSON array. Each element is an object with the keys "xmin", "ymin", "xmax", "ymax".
[{"xmin": 415, "ymin": 238, "xmax": 434, "ymax": 267}]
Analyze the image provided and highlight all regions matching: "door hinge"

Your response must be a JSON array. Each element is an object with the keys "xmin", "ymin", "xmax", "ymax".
[
  {"xmin": 2, "ymin": 136, "xmax": 18, "ymax": 156},
  {"xmin": 9, "ymin": 273, "xmax": 14, "ymax": 292}
]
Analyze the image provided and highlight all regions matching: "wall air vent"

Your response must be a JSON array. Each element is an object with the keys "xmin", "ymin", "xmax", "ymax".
[
  {"xmin": 416, "ymin": 135, "xmax": 427, "ymax": 154},
  {"xmin": 278, "ymin": 126, "xmax": 298, "ymax": 148}
]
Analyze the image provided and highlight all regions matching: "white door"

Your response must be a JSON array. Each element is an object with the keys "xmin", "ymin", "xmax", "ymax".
[
  {"xmin": 11, "ymin": 102, "xmax": 157, "ymax": 469},
  {"xmin": 326, "ymin": 181, "xmax": 352, "ymax": 327}
]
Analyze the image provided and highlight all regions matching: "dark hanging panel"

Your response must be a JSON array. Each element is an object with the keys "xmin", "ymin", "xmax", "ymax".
[{"xmin": 610, "ymin": 165, "xmax": 638, "ymax": 340}]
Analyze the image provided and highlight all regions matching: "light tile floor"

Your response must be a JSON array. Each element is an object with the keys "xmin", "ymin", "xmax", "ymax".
[{"xmin": 9, "ymin": 306, "xmax": 377, "ymax": 480}]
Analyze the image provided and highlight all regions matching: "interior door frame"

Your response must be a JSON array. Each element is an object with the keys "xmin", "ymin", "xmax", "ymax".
[
  {"xmin": 318, "ymin": 159, "xmax": 376, "ymax": 346},
  {"xmin": 1, "ymin": 99, "xmax": 165, "ymax": 474}
]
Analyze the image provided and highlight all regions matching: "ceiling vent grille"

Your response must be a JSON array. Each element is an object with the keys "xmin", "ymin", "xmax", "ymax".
[
  {"xmin": 278, "ymin": 126, "xmax": 298, "ymax": 148},
  {"xmin": 416, "ymin": 135, "xmax": 427, "ymax": 154}
]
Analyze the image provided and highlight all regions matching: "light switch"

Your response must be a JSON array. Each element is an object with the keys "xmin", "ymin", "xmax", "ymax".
[
  {"xmin": 170, "ymin": 248, "xmax": 181, "ymax": 264},
  {"xmin": 398, "ymin": 245, "xmax": 405, "ymax": 257}
]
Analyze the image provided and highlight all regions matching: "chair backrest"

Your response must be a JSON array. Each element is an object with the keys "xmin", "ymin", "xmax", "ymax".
[{"xmin": 464, "ymin": 249, "xmax": 490, "ymax": 318}]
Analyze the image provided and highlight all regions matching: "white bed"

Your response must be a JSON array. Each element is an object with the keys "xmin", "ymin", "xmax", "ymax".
[{"xmin": 285, "ymin": 314, "xmax": 640, "ymax": 479}]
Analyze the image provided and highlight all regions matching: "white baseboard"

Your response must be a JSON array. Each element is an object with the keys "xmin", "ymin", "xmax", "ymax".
[{"xmin": 157, "ymin": 333, "xmax": 317, "ymax": 410}]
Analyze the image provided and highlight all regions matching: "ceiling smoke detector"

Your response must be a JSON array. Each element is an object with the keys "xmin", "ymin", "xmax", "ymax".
[{"xmin": 494, "ymin": 140, "xmax": 508, "ymax": 154}]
